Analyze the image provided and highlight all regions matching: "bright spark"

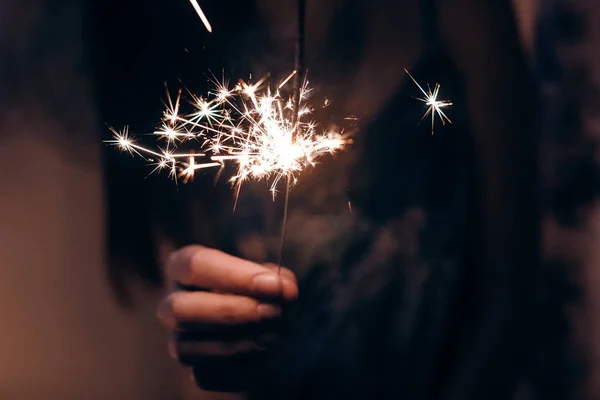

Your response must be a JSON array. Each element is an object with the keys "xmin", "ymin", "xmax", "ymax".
[
  {"xmin": 108, "ymin": 73, "xmax": 349, "ymax": 202},
  {"xmin": 404, "ymin": 68, "xmax": 452, "ymax": 134},
  {"xmin": 188, "ymin": 0, "xmax": 212, "ymax": 33}
]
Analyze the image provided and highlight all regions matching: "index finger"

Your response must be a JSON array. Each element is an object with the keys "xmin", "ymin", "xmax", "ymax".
[{"xmin": 167, "ymin": 245, "xmax": 298, "ymax": 301}]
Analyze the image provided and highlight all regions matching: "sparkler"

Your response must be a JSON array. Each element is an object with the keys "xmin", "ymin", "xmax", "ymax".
[
  {"xmin": 108, "ymin": 72, "xmax": 348, "ymax": 203},
  {"xmin": 108, "ymin": 0, "xmax": 348, "ymax": 269},
  {"xmin": 404, "ymin": 68, "xmax": 452, "ymax": 134}
]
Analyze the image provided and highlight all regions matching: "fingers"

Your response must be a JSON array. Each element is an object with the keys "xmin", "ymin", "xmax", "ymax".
[
  {"xmin": 170, "ymin": 335, "xmax": 276, "ymax": 358},
  {"xmin": 160, "ymin": 246, "xmax": 297, "ymax": 376},
  {"xmin": 170, "ymin": 338, "xmax": 261, "ymax": 361},
  {"xmin": 158, "ymin": 291, "xmax": 282, "ymax": 328},
  {"xmin": 263, "ymin": 263, "xmax": 297, "ymax": 284},
  {"xmin": 167, "ymin": 245, "xmax": 298, "ymax": 301}
]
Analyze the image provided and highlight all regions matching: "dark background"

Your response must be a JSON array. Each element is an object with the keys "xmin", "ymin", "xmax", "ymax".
[{"xmin": 2, "ymin": 0, "xmax": 599, "ymax": 398}]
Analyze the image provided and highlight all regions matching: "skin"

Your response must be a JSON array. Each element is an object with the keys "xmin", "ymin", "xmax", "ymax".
[{"xmin": 157, "ymin": 245, "xmax": 298, "ymax": 360}]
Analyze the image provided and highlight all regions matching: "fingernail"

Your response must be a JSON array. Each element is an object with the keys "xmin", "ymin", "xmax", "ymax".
[
  {"xmin": 252, "ymin": 274, "xmax": 281, "ymax": 294},
  {"xmin": 257, "ymin": 304, "xmax": 282, "ymax": 319}
]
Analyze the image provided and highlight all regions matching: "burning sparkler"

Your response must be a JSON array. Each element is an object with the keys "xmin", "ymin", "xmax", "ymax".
[
  {"xmin": 404, "ymin": 68, "xmax": 452, "ymax": 134},
  {"xmin": 108, "ymin": 71, "xmax": 349, "ymax": 204},
  {"xmin": 108, "ymin": 0, "xmax": 346, "ymax": 268}
]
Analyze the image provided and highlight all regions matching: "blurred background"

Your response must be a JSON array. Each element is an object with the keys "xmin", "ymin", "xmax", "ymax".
[{"xmin": 2, "ymin": 0, "xmax": 600, "ymax": 399}]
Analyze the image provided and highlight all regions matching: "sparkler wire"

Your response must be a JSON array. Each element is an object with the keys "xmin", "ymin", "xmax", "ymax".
[
  {"xmin": 291, "ymin": 0, "xmax": 306, "ymax": 137},
  {"xmin": 278, "ymin": 0, "xmax": 307, "ymax": 271}
]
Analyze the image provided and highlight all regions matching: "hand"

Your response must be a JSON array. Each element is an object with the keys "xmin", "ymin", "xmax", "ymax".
[{"xmin": 157, "ymin": 245, "xmax": 298, "ymax": 392}]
